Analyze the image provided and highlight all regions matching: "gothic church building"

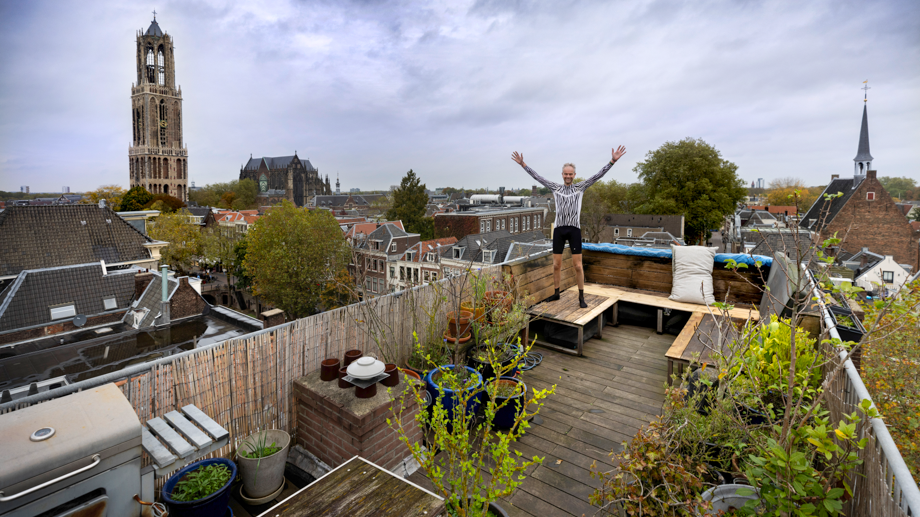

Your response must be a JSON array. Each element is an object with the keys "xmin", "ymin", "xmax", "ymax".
[
  {"xmin": 239, "ymin": 154, "xmax": 330, "ymax": 207},
  {"xmin": 128, "ymin": 16, "xmax": 189, "ymax": 201}
]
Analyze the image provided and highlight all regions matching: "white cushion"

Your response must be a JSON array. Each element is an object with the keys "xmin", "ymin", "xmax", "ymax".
[{"xmin": 668, "ymin": 245, "xmax": 717, "ymax": 305}]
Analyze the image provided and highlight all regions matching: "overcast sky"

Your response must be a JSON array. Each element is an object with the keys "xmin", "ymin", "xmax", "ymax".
[{"xmin": 1, "ymin": 0, "xmax": 918, "ymax": 194}]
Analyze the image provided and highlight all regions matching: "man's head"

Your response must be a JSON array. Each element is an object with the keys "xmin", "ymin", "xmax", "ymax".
[{"xmin": 561, "ymin": 163, "xmax": 576, "ymax": 185}]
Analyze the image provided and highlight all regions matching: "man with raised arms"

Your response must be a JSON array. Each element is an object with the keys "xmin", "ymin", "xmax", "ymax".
[{"xmin": 511, "ymin": 146, "xmax": 627, "ymax": 308}]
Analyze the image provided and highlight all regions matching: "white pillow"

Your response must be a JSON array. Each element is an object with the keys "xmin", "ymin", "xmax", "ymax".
[{"xmin": 668, "ymin": 245, "xmax": 717, "ymax": 305}]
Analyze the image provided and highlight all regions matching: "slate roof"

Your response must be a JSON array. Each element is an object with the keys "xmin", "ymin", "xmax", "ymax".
[
  {"xmin": 314, "ymin": 194, "xmax": 386, "ymax": 207},
  {"xmin": 186, "ymin": 207, "xmax": 212, "ymax": 218},
  {"xmin": 145, "ymin": 19, "xmax": 164, "ymax": 37},
  {"xmin": 402, "ymin": 237, "xmax": 458, "ymax": 263},
  {"xmin": 0, "ymin": 205, "xmax": 154, "ymax": 277},
  {"xmin": 442, "ymin": 230, "xmax": 545, "ymax": 264},
  {"xmin": 603, "ymin": 214, "xmax": 684, "ymax": 238},
  {"xmin": 854, "ymin": 104, "xmax": 873, "ymax": 162},
  {"xmin": 747, "ymin": 229, "xmax": 815, "ymax": 262},
  {"xmin": 0, "ymin": 264, "xmax": 136, "ymax": 333},
  {"xmin": 357, "ymin": 223, "xmax": 413, "ymax": 254},
  {"xmin": 799, "ymin": 178, "xmax": 860, "ymax": 232},
  {"xmin": 242, "ymin": 155, "xmax": 316, "ymax": 171},
  {"xmin": 126, "ymin": 271, "xmax": 179, "ymax": 329}
]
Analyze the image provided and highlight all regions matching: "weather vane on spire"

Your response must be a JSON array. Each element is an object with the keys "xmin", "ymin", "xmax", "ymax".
[{"xmin": 862, "ymin": 80, "xmax": 870, "ymax": 102}]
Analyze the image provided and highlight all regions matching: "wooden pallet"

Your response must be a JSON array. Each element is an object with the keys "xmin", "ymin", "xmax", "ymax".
[{"xmin": 527, "ymin": 289, "xmax": 617, "ymax": 356}]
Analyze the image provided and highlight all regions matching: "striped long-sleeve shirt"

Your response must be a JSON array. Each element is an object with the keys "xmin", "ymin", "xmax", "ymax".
[{"xmin": 524, "ymin": 162, "xmax": 614, "ymax": 229}]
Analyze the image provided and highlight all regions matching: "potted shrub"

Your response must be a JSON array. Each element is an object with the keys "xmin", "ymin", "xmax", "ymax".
[
  {"xmin": 389, "ymin": 336, "xmax": 555, "ymax": 517},
  {"xmin": 490, "ymin": 376, "xmax": 525, "ymax": 430},
  {"xmin": 161, "ymin": 458, "xmax": 236, "ymax": 517},
  {"xmin": 467, "ymin": 342, "xmax": 520, "ymax": 381},
  {"xmin": 828, "ymin": 305, "xmax": 866, "ymax": 343},
  {"xmin": 447, "ymin": 310, "xmax": 473, "ymax": 339},
  {"xmin": 237, "ymin": 429, "xmax": 291, "ymax": 502}
]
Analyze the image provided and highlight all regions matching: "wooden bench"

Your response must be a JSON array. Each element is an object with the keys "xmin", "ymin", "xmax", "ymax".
[
  {"xmin": 259, "ymin": 456, "xmax": 445, "ymax": 517},
  {"xmin": 664, "ymin": 313, "xmax": 756, "ymax": 385}
]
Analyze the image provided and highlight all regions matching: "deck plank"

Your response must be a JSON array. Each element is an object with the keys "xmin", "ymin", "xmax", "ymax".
[{"xmin": 409, "ymin": 324, "xmax": 669, "ymax": 517}]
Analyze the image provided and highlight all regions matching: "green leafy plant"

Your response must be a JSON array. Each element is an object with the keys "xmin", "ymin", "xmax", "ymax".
[
  {"xmin": 388, "ymin": 335, "xmax": 555, "ymax": 517},
  {"xmin": 170, "ymin": 463, "xmax": 232, "ymax": 502},
  {"xmin": 238, "ymin": 432, "xmax": 282, "ymax": 485}
]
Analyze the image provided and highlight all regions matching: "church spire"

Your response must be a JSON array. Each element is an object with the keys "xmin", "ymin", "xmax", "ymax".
[{"xmin": 853, "ymin": 82, "xmax": 873, "ymax": 176}]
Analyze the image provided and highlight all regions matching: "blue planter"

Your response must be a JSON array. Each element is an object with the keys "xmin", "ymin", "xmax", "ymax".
[
  {"xmin": 491, "ymin": 376, "xmax": 526, "ymax": 430},
  {"xmin": 162, "ymin": 458, "xmax": 236, "ymax": 517},
  {"xmin": 425, "ymin": 365, "xmax": 483, "ymax": 421},
  {"xmin": 467, "ymin": 343, "xmax": 521, "ymax": 381}
]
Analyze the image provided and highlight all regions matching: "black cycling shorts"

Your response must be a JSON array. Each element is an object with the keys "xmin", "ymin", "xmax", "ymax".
[{"xmin": 553, "ymin": 226, "xmax": 582, "ymax": 255}]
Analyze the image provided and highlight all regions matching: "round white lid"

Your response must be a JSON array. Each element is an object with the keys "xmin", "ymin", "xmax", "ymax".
[{"xmin": 347, "ymin": 356, "xmax": 385, "ymax": 379}]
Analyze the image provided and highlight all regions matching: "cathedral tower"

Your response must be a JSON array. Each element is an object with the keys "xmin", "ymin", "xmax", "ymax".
[{"xmin": 129, "ymin": 14, "xmax": 189, "ymax": 200}]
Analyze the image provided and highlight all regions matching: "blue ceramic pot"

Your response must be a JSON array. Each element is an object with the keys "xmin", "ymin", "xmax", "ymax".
[
  {"xmin": 491, "ymin": 376, "xmax": 526, "ymax": 430},
  {"xmin": 162, "ymin": 458, "xmax": 236, "ymax": 517},
  {"xmin": 425, "ymin": 365, "xmax": 483, "ymax": 421}
]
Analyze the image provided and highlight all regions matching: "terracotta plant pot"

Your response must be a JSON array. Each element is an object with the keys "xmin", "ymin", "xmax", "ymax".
[
  {"xmin": 338, "ymin": 367, "xmax": 351, "ymax": 389},
  {"xmin": 460, "ymin": 302, "xmax": 486, "ymax": 322},
  {"xmin": 382, "ymin": 363, "xmax": 399, "ymax": 387},
  {"xmin": 343, "ymin": 349, "xmax": 362, "ymax": 367},
  {"xmin": 320, "ymin": 358, "xmax": 340, "ymax": 382},
  {"xmin": 443, "ymin": 330, "xmax": 473, "ymax": 345},
  {"xmin": 484, "ymin": 291, "xmax": 513, "ymax": 315},
  {"xmin": 401, "ymin": 369, "xmax": 422, "ymax": 383},
  {"xmin": 355, "ymin": 383, "xmax": 377, "ymax": 399},
  {"xmin": 447, "ymin": 310, "xmax": 473, "ymax": 338}
]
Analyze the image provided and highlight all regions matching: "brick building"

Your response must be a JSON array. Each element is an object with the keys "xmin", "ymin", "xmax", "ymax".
[
  {"xmin": 352, "ymin": 223, "xmax": 420, "ymax": 297},
  {"xmin": 434, "ymin": 207, "xmax": 546, "ymax": 241},
  {"xmin": 389, "ymin": 237, "xmax": 457, "ymax": 291},
  {"xmin": 799, "ymin": 102, "xmax": 919, "ymax": 269}
]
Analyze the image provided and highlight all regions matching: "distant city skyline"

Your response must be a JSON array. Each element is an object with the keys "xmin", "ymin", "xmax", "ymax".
[{"xmin": 1, "ymin": 0, "xmax": 918, "ymax": 193}]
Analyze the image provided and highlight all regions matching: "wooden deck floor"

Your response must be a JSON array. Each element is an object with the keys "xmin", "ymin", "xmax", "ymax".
[{"xmin": 408, "ymin": 324, "xmax": 672, "ymax": 517}]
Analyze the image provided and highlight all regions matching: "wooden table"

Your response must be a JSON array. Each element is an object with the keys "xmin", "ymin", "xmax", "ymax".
[
  {"xmin": 258, "ymin": 456, "xmax": 446, "ymax": 517},
  {"xmin": 527, "ymin": 289, "xmax": 616, "ymax": 356}
]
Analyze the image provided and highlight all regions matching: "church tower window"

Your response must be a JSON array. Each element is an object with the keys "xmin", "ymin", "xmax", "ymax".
[
  {"xmin": 146, "ymin": 47, "xmax": 155, "ymax": 83},
  {"xmin": 157, "ymin": 46, "xmax": 166, "ymax": 85},
  {"xmin": 159, "ymin": 100, "xmax": 167, "ymax": 147}
]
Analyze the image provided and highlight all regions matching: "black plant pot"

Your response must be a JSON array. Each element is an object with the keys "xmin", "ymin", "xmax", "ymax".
[
  {"xmin": 829, "ymin": 305, "xmax": 866, "ymax": 344},
  {"xmin": 467, "ymin": 343, "xmax": 520, "ymax": 382},
  {"xmin": 686, "ymin": 368, "xmax": 718, "ymax": 416}
]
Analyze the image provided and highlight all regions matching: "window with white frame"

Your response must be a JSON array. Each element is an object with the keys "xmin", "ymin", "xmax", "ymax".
[
  {"xmin": 482, "ymin": 250, "xmax": 496, "ymax": 263},
  {"xmin": 432, "ymin": 272, "xmax": 438, "ymax": 281},
  {"xmin": 427, "ymin": 252, "xmax": 436, "ymax": 262},
  {"xmin": 480, "ymin": 220, "xmax": 486, "ymax": 233},
  {"xmin": 103, "ymin": 296, "xmax": 117, "ymax": 310},
  {"xmin": 413, "ymin": 268, "xmax": 419, "ymax": 283},
  {"xmin": 501, "ymin": 219, "xmax": 506, "ymax": 230},
  {"xmin": 867, "ymin": 192, "xmax": 876, "ymax": 201},
  {"xmin": 391, "ymin": 242, "xmax": 397, "ymax": 252},
  {"xmin": 400, "ymin": 266, "xmax": 406, "ymax": 281},
  {"xmin": 453, "ymin": 246, "xmax": 466, "ymax": 259},
  {"xmin": 882, "ymin": 270, "xmax": 894, "ymax": 283},
  {"xmin": 424, "ymin": 271, "xmax": 430, "ymax": 281},
  {"xmin": 627, "ymin": 229, "xmax": 633, "ymax": 237},
  {"xmin": 390, "ymin": 265, "xmax": 396, "ymax": 278},
  {"xmin": 50, "ymin": 303, "xmax": 76, "ymax": 321},
  {"xmin": 486, "ymin": 219, "xmax": 491, "ymax": 232},
  {"xmin": 614, "ymin": 228, "xmax": 619, "ymax": 236}
]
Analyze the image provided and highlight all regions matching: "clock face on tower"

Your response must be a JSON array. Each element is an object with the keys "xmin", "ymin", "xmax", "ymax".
[{"xmin": 160, "ymin": 120, "xmax": 167, "ymax": 128}]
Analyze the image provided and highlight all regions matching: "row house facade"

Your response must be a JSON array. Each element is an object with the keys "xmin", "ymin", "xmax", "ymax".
[
  {"xmin": 352, "ymin": 223, "xmax": 419, "ymax": 297},
  {"xmin": 434, "ymin": 207, "xmax": 546, "ymax": 241},
  {"xmin": 388, "ymin": 237, "xmax": 458, "ymax": 292}
]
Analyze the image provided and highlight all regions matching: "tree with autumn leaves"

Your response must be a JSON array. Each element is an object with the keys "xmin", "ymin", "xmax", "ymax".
[{"xmin": 243, "ymin": 201, "xmax": 350, "ymax": 319}]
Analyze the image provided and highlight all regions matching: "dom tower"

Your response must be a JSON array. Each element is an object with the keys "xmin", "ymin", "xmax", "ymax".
[{"xmin": 129, "ymin": 14, "xmax": 189, "ymax": 200}]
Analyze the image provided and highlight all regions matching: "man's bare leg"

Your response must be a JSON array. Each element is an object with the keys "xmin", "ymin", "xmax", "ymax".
[
  {"xmin": 573, "ymin": 254, "xmax": 588, "ymax": 308},
  {"xmin": 546, "ymin": 254, "xmax": 562, "ymax": 302}
]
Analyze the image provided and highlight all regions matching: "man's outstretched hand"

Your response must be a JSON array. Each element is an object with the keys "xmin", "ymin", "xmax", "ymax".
[
  {"xmin": 612, "ymin": 145, "xmax": 626, "ymax": 162},
  {"xmin": 511, "ymin": 151, "xmax": 525, "ymax": 167}
]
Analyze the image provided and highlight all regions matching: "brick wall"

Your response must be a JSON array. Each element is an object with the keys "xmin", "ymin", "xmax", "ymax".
[
  {"xmin": 170, "ymin": 277, "xmax": 208, "ymax": 320},
  {"xmin": 824, "ymin": 174, "xmax": 920, "ymax": 268},
  {"xmin": 134, "ymin": 272, "xmax": 154, "ymax": 298},
  {"xmin": 293, "ymin": 374, "xmax": 422, "ymax": 471},
  {"xmin": 435, "ymin": 215, "xmax": 480, "ymax": 240}
]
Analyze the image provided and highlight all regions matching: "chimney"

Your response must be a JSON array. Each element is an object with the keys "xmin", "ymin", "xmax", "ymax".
[
  {"xmin": 867, "ymin": 170, "xmax": 877, "ymax": 180},
  {"xmin": 831, "ymin": 174, "xmax": 839, "ymax": 181}
]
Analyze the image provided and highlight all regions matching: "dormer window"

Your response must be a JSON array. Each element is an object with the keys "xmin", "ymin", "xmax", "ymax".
[
  {"xmin": 390, "ymin": 242, "xmax": 397, "ymax": 252},
  {"xmin": 453, "ymin": 246, "xmax": 466, "ymax": 259},
  {"xmin": 427, "ymin": 252, "xmax": 436, "ymax": 262},
  {"xmin": 482, "ymin": 250, "xmax": 496, "ymax": 263},
  {"xmin": 867, "ymin": 192, "xmax": 875, "ymax": 201},
  {"xmin": 406, "ymin": 251, "xmax": 416, "ymax": 261}
]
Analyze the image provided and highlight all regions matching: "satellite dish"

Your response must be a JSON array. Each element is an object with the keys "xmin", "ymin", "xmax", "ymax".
[{"xmin": 73, "ymin": 315, "xmax": 87, "ymax": 328}]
